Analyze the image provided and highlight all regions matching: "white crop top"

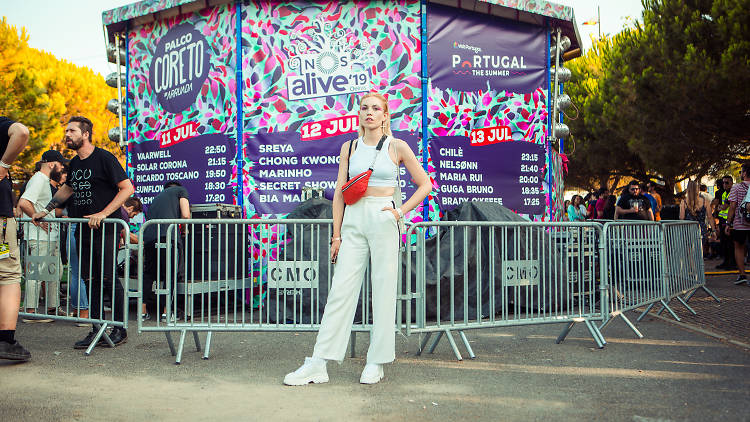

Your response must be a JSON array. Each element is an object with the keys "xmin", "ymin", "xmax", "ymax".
[{"xmin": 347, "ymin": 136, "xmax": 398, "ymax": 187}]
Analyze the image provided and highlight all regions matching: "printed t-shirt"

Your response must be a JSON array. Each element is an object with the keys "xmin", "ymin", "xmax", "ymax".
[
  {"xmin": 66, "ymin": 147, "xmax": 128, "ymax": 219},
  {"xmin": 616, "ymin": 192, "xmax": 652, "ymax": 220},
  {"xmin": 728, "ymin": 181, "xmax": 750, "ymax": 231}
]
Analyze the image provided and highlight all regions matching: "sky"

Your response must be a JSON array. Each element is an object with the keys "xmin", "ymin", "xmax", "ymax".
[{"xmin": 0, "ymin": 0, "xmax": 644, "ymax": 76}]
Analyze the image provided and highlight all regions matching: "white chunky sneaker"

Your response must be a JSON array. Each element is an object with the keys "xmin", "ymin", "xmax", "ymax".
[
  {"xmin": 283, "ymin": 357, "xmax": 329, "ymax": 386},
  {"xmin": 359, "ymin": 363, "xmax": 384, "ymax": 384}
]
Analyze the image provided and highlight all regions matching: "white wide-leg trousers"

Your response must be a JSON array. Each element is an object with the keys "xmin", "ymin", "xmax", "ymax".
[{"xmin": 313, "ymin": 196, "xmax": 400, "ymax": 364}]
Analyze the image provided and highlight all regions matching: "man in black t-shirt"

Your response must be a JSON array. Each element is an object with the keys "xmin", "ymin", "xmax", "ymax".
[
  {"xmin": 33, "ymin": 116, "xmax": 134, "ymax": 350},
  {"xmin": 0, "ymin": 116, "xmax": 31, "ymax": 362},
  {"xmin": 141, "ymin": 182, "xmax": 190, "ymax": 321},
  {"xmin": 615, "ymin": 180, "xmax": 654, "ymax": 221}
]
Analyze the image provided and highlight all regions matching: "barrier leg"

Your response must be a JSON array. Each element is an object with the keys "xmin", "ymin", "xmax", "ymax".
[
  {"xmin": 193, "ymin": 331, "xmax": 202, "ymax": 352},
  {"xmin": 175, "ymin": 329, "xmax": 186, "ymax": 365},
  {"xmin": 444, "ymin": 330, "xmax": 463, "ymax": 361},
  {"xmin": 84, "ymin": 323, "xmax": 110, "ymax": 356},
  {"xmin": 584, "ymin": 320, "xmax": 606, "ymax": 349},
  {"xmin": 427, "ymin": 331, "xmax": 444, "ymax": 354},
  {"xmin": 603, "ymin": 312, "xmax": 644, "ymax": 339},
  {"xmin": 556, "ymin": 322, "xmax": 575, "ymax": 344},
  {"xmin": 684, "ymin": 286, "xmax": 720, "ymax": 303},
  {"xmin": 659, "ymin": 299, "xmax": 680, "ymax": 322},
  {"xmin": 202, "ymin": 332, "xmax": 212, "ymax": 360},
  {"xmin": 637, "ymin": 302, "xmax": 657, "ymax": 322},
  {"xmin": 683, "ymin": 288, "xmax": 699, "ymax": 302},
  {"xmin": 350, "ymin": 332, "xmax": 356, "ymax": 358},
  {"xmin": 416, "ymin": 332, "xmax": 432, "ymax": 356},
  {"xmin": 165, "ymin": 332, "xmax": 176, "ymax": 356},
  {"xmin": 676, "ymin": 296, "xmax": 697, "ymax": 315},
  {"xmin": 458, "ymin": 331, "xmax": 475, "ymax": 359}
]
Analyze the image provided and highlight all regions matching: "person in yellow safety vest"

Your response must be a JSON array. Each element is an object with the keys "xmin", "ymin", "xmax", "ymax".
[{"xmin": 716, "ymin": 175, "xmax": 735, "ymax": 270}]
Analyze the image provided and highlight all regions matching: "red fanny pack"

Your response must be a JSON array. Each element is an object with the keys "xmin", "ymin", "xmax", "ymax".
[{"xmin": 341, "ymin": 135, "xmax": 387, "ymax": 205}]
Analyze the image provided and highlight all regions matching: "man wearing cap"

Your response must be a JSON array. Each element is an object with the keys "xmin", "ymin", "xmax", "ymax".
[
  {"xmin": 0, "ymin": 115, "xmax": 31, "ymax": 362},
  {"xmin": 18, "ymin": 150, "xmax": 68, "ymax": 321}
]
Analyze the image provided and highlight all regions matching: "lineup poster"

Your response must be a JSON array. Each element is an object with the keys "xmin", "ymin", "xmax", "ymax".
[
  {"xmin": 127, "ymin": 3, "xmax": 239, "ymax": 208},
  {"xmin": 430, "ymin": 136, "xmax": 545, "ymax": 215},
  {"xmin": 131, "ymin": 132, "xmax": 235, "ymax": 208},
  {"xmin": 427, "ymin": 2, "xmax": 546, "ymax": 94},
  {"xmin": 245, "ymin": 128, "xmax": 419, "ymax": 215},
  {"xmin": 425, "ymin": 1, "xmax": 551, "ymax": 219}
]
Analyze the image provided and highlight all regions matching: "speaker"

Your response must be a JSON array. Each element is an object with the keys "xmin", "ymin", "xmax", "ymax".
[{"xmin": 184, "ymin": 204, "xmax": 247, "ymax": 281}]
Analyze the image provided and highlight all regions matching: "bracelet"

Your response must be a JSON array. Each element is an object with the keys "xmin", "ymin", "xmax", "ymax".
[
  {"xmin": 396, "ymin": 208, "xmax": 404, "ymax": 220},
  {"xmin": 0, "ymin": 160, "xmax": 10, "ymax": 169},
  {"xmin": 330, "ymin": 237, "xmax": 341, "ymax": 244}
]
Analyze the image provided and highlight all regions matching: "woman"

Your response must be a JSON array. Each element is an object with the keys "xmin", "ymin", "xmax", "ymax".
[
  {"xmin": 680, "ymin": 180, "xmax": 717, "ymax": 249},
  {"xmin": 561, "ymin": 200, "xmax": 571, "ymax": 221},
  {"xmin": 602, "ymin": 195, "xmax": 617, "ymax": 220},
  {"xmin": 284, "ymin": 93, "xmax": 431, "ymax": 385},
  {"xmin": 567, "ymin": 195, "xmax": 585, "ymax": 222}
]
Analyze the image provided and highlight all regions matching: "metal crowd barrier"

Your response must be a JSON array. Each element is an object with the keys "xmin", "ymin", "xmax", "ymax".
[
  {"xmin": 598, "ymin": 220, "xmax": 717, "ymax": 338},
  {"xmin": 652, "ymin": 221, "xmax": 719, "ymax": 315},
  {"xmin": 403, "ymin": 221, "xmax": 607, "ymax": 360},
  {"xmin": 137, "ymin": 218, "xmax": 390, "ymax": 364},
  {"xmin": 599, "ymin": 221, "xmax": 667, "ymax": 338},
  {"xmin": 18, "ymin": 217, "xmax": 131, "ymax": 355}
]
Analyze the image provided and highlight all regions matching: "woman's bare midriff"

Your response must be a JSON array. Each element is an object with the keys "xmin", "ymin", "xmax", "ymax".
[{"xmin": 364, "ymin": 186, "xmax": 396, "ymax": 197}]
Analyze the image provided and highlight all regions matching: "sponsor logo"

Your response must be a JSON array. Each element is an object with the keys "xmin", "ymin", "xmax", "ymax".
[
  {"xmin": 453, "ymin": 41, "xmax": 482, "ymax": 54},
  {"xmin": 284, "ymin": 18, "xmax": 373, "ymax": 101}
]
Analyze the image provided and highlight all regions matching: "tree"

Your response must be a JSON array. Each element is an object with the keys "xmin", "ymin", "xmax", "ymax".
[
  {"xmin": 562, "ymin": 0, "xmax": 750, "ymax": 200},
  {"xmin": 0, "ymin": 18, "xmax": 122, "ymax": 181},
  {"xmin": 564, "ymin": 35, "xmax": 648, "ymax": 192}
]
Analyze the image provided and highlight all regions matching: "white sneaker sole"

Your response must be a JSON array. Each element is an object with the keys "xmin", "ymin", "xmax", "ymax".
[
  {"xmin": 360, "ymin": 370, "xmax": 384, "ymax": 384},
  {"xmin": 283, "ymin": 374, "xmax": 329, "ymax": 386}
]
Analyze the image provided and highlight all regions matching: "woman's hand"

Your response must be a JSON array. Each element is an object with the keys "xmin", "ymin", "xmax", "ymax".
[
  {"xmin": 381, "ymin": 206, "xmax": 400, "ymax": 221},
  {"xmin": 330, "ymin": 238, "xmax": 341, "ymax": 264}
]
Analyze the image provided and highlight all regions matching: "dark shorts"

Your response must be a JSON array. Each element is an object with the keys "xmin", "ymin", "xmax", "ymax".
[{"xmin": 731, "ymin": 229, "xmax": 750, "ymax": 244}]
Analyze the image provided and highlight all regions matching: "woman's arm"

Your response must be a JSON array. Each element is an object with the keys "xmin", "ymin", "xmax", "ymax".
[
  {"xmin": 330, "ymin": 141, "xmax": 351, "ymax": 262},
  {"xmin": 394, "ymin": 138, "xmax": 431, "ymax": 215},
  {"xmin": 705, "ymin": 197, "xmax": 718, "ymax": 233},
  {"xmin": 679, "ymin": 200, "xmax": 686, "ymax": 220}
]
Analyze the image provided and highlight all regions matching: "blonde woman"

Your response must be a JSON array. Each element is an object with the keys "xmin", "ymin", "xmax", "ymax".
[{"xmin": 284, "ymin": 93, "xmax": 431, "ymax": 385}]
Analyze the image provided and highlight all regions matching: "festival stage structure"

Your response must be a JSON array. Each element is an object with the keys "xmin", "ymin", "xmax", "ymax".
[{"xmin": 102, "ymin": 0, "xmax": 582, "ymax": 222}]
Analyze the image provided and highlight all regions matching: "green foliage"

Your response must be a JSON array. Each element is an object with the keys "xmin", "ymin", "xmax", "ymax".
[
  {"xmin": 563, "ymin": 0, "xmax": 750, "ymax": 196},
  {"xmin": 0, "ymin": 17, "xmax": 122, "ymax": 180}
]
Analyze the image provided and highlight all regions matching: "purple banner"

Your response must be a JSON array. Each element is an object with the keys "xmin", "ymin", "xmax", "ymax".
[
  {"xmin": 246, "ymin": 130, "xmax": 419, "ymax": 215},
  {"xmin": 430, "ymin": 137, "xmax": 545, "ymax": 214},
  {"xmin": 427, "ymin": 3, "xmax": 546, "ymax": 94},
  {"xmin": 131, "ymin": 133, "xmax": 235, "ymax": 208},
  {"xmin": 148, "ymin": 22, "xmax": 211, "ymax": 113}
]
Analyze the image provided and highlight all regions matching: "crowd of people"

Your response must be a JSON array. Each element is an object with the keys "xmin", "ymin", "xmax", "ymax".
[
  {"xmin": 565, "ymin": 170, "xmax": 750, "ymax": 286},
  {"xmin": 0, "ymin": 114, "xmax": 194, "ymax": 363}
]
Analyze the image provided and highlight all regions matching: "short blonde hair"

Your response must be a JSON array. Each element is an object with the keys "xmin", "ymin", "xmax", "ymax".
[{"xmin": 357, "ymin": 92, "xmax": 392, "ymax": 137}]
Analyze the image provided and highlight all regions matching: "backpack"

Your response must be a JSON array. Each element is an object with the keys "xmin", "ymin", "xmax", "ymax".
[{"xmin": 740, "ymin": 182, "xmax": 750, "ymax": 223}]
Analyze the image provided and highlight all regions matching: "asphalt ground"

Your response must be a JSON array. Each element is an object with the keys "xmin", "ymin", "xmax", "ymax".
[{"xmin": 1, "ymin": 299, "xmax": 748, "ymax": 421}]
